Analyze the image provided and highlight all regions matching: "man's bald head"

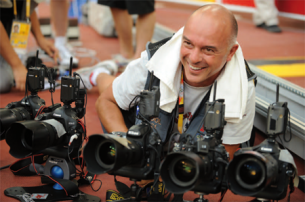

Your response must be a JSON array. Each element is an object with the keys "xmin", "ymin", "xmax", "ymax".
[{"xmin": 187, "ymin": 4, "xmax": 238, "ymax": 48}]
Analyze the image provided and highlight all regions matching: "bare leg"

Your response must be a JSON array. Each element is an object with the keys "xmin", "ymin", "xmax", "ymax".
[
  {"xmin": 51, "ymin": 0, "xmax": 79, "ymax": 66},
  {"xmin": 110, "ymin": 7, "xmax": 134, "ymax": 59},
  {"xmin": 134, "ymin": 11, "xmax": 156, "ymax": 59},
  {"xmin": 50, "ymin": 0, "xmax": 69, "ymax": 37},
  {"xmin": 96, "ymin": 73, "xmax": 116, "ymax": 95}
]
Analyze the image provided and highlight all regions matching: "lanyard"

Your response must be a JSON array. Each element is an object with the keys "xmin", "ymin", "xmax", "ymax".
[
  {"xmin": 178, "ymin": 73, "xmax": 184, "ymax": 133},
  {"xmin": 13, "ymin": 0, "xmax": 31, "ymax": 21}
]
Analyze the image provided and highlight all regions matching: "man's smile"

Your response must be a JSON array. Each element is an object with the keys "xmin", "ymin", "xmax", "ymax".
[{"xmin": 189, "ymin": 63, "xmax": 207, "ymax": 71}]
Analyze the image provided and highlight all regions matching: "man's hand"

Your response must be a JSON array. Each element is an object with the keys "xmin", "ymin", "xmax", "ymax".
[
  {"xmin": 12, "ymin": 64, "xmax": 28, "ymax": 91},
  {"xmin": 36, "ymin": 36, "xmax": 59, "ymax": 62}
]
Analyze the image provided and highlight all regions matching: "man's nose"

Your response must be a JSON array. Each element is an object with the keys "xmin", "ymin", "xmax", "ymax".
[{"xmin": 189, "ymin": 48, "xmax": 202, "ymax": 64}]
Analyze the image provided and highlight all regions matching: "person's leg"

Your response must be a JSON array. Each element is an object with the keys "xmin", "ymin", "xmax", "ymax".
[
  {"xmin": 134, "ymin": 11, "xmax": 155, "ymax": 59},
  {"xmin": 0, "ymin": 55, "xmax": 14, "ymax": 93},
  {"xmin": 96, "ymin": 73, "xmax": 115, "ymax": 95},
  {"xmin": 261, "ymin": 0, "xmax": 279, "ymax": 27},
  {"xmin": 50, "ymin": 0, "xmax": 69, "ymax": 38},
  {"xmin": 50, "ymin": 0, "xmax": 79, "ymax": 66},
  {"xmin": 253, "ymin": 0, "xmax": 265, "ymax": 26},
  {"xmin": 75, "ymin": 60, "xmax": 118, "ymax": 91},
  {"xmin": 125, "ymin": 0, "xmax": 155, "ymax": 59},
  {"xmin": 110, "ymin": 7, "xmax": 134, "ymax": 59},
  {"xmin": 253, "ymin": 0, "xmax": 279, "ymax": 26},
  {"xmin": 253, "ymin": 0, "xmax": 281, "ymax": 33}
]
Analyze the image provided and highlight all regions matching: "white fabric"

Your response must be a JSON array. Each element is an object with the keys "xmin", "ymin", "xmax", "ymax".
[
  {"xmin": 146, "ymin": 27, "xmax": 248, "ymax": 124},
  {"xmin": 146, "ymin": 27, "xmax": 183, "ymax": 114},
  {"xmin": 253, "ymin": 0, "xmax": 279, "ymax": 26},
  {"xmin": 113, "ymin": 51, "xmax": 256, "ymax": 144},
  {"xmin": 209, "ymin": 42, "xmax": 248, "ymax": 123}
]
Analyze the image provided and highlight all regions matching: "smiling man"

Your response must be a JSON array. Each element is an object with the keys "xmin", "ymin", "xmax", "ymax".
[{"xmin": 77, "ymin": 4, "xmax": 256, "ymax": 160}]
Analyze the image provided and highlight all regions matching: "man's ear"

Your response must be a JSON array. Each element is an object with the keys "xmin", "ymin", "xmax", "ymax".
[{"xmin": 226, "ymin": 44, "xmax": 239, "ymax": 62}]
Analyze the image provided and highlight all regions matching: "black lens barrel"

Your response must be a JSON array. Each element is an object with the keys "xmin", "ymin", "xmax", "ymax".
[
  {"xmin": 6, "ymin": 120, "xmax": 57, "ymax": 158},
  {"xmin": 227, "ymin": 151, "xmax": 278, "ymax": 196},
  {"xmin": 83, "ymin": 134, "xmax": 142, "ymax": 175},
  {"xmin": 160, "ymin": 152, "xmax": 208, "ymax": 194}
]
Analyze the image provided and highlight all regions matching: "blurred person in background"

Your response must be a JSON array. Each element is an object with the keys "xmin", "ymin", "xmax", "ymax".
[
  {"xmin": 253, "ymin": 0, "xmax": 282, "ymax": 33},
  {"xmin": 98, "ymin": 0, "xmax": 156, "ymax": 69},
  {"xmin": 0, "ymin": 0, "xmax": 58, "ymax": 93}
]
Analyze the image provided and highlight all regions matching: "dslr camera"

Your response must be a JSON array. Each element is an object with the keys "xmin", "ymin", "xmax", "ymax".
[
  {"xmin": 226, "ymin": 84, "xmax": 296, "ymax": 200},
  {"xmin": 5, "ymin": 58, "xmax": 86, "ymax": 160},
  {"xmin": 83, "ymin": 85, "xmax": 161, "ymax": 180},
  {"xmin": 160, "ymin": 82, "xmax": 229, "ymax": 196},
  {"xmin": 0, "ymin": 56, "xmax": 60, "ymax": 139}
]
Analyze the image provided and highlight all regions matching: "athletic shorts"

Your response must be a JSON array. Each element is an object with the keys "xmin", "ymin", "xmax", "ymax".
[{"xmin": 97, "ymin": 0, "xmax": 155, "ymax": 15}]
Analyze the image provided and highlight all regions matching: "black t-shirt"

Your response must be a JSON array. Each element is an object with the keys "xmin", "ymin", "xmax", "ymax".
[{"xmin": 0, "ymin": 0, "xmax": 27, "ymax": 35}]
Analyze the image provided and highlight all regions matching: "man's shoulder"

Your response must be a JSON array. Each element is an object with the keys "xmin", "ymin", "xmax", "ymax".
[{"xmin": 146, "ymin": 36, "xmax": 173, "ymax": 59}]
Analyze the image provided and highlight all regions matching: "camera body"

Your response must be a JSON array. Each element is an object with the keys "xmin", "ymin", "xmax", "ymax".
[
  {"xmin": 5, "ymin": 74, "xmax": 86, "ymax": 159},
  {"xmin": 110, "ymin": 123, "xmax": 159, "ymax": 179},
  {"xmin": 227, "ymin": 139, "xmax": 294, "ymax": 200},
  {"xmin": 84, "ymin": 123, "xmax": 158, "ymax": 180},
  {"xmin": 0, "ymin": 66, "xmax": 51, "ymax": 138},
  {"xmin": 83, "ymin": 86, "xmax": 161, "ymax": 180},
  {"xmin": 160, "ymin": 97, "xmax": 228, "ymax": 194},
  {"xmin": 160, "ymin": 133, "xmax": 228, "ymax": 194},
  {"xmin": 227, "ymin": 84, "xmax": 295, "ymax": 200}
]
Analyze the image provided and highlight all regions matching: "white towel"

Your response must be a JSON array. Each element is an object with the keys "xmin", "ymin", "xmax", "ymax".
[{"xmin": 146, "ymin": 27, "xmax": 248, "ymax": 124}]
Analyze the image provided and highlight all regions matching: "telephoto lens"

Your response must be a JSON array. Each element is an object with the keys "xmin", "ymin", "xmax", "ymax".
[
  {"xmin": 84, "ymin": 123, "xmax": 159, "ymax": 180},
  {"xmin": 83, "ymin": 132, "xmax": 143, "ymax": 175},
  {"xmin": 6, "ymin": 119, "xmax": 65, "ymax": 158}
]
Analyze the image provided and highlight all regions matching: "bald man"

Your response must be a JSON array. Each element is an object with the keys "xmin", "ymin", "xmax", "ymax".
[{"xmin": 77, "ymin": 4, "xmax": 255, "ymax": 160}]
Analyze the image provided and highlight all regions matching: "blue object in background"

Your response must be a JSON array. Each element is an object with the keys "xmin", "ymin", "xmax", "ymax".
[
  {"xmin": 68, "ymin": 0, "xmax": 88, "ymax": 22},
  {"xmin": 51, "ymin": 165, "xmax": 64, "ymax": 190}
]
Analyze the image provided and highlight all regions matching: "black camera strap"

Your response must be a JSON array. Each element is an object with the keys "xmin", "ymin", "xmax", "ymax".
[{"xmin": 113, "ymin": 175, "xmax": 132, "ymax": 198}]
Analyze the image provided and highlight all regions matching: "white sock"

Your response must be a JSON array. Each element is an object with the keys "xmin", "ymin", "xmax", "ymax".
[
  {"xmin": 90, "ymin": 68, "xmax": 111, "ymax": 86},
  {"xmin": 55, "ymin": 36, "xmax": 67, "ymax": 47}
]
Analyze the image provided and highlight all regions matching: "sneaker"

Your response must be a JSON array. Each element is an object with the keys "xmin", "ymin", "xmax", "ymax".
[
  {"xmin": 256, "ymin": 23, "xmax": 282, "ymax": 33},
  {"xmin": 112, "ymin": 54, "xmax": 133, "ymax": 72},
  {"xmin": 75, "ymin": 60, "xmax": 118, "ymax": 90},
  {"xmin": 265, "ymin": 25, "xmax": 282, "ymax": 33},
  {"xmin": 0, "ymin": 0, "xmax": 12, "ymax": 8},
  {"xmin": 56, "ymin": 43, "xmax": 79, "ymax": 68}
]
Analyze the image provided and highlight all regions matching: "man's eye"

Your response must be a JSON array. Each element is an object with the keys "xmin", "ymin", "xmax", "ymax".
[
  {"xmin": 184, "ymin": 41, "xmax": 191, "ymax": 46},
  {"xmin": 207, "ymin": 48, "xmax": 213, "ymax": 52}
]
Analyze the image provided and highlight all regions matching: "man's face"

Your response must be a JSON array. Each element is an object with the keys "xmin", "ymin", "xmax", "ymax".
[
  {"xmin": 180, "ymin": 13, "xmax": 237, "ymax": 87},
  {"xmin": 14, "ymin": 25, "xmax": 19, "ymax": 33}
]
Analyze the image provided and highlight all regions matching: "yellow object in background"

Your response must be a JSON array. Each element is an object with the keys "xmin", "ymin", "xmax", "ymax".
[
  {"xmin": 257, "ymin": 63, "xmax": 305, "ymax": 77},
  {"xmin": 10, "ymin": 21, "xmax": 31, "ymax": 55},
  {"xmin": 194, "ymin": 0, "xmax": 216, "ymax": 2}
]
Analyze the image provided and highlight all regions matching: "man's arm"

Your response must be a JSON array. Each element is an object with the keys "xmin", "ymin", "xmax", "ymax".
[
  {"xmin": 222, "ymin": 80, "xmax": 256, "ymax": 161},
  {"xmin": 30, "ymin": 11, "xmax": 58, "ymax": 61},
  {"xmin": 0, "ymin": 22, "xmax": 27, "ymax": 91},
  {"xmin": 95, "ymin": 55, "xmax": 149, "ymax": 133},
  {"xmin": 95, "ymin": 83, "xmax": 129, "ymax": 133}
]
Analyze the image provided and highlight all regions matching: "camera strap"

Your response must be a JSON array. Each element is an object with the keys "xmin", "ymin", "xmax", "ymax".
[
  {"xmin": 4, "ymin": 182, "xmax": 101, "ymax": 202},
  {"xmin": 9, "ymin": 154, "xmax": 47, "ymax": 176},
  {"xmin": 178, "ymin": 73, "xmax": 184, "ymax": 133},
  {"xmin": 113, "ymin": 175, "xmax": 131, "ymax": 198}
]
